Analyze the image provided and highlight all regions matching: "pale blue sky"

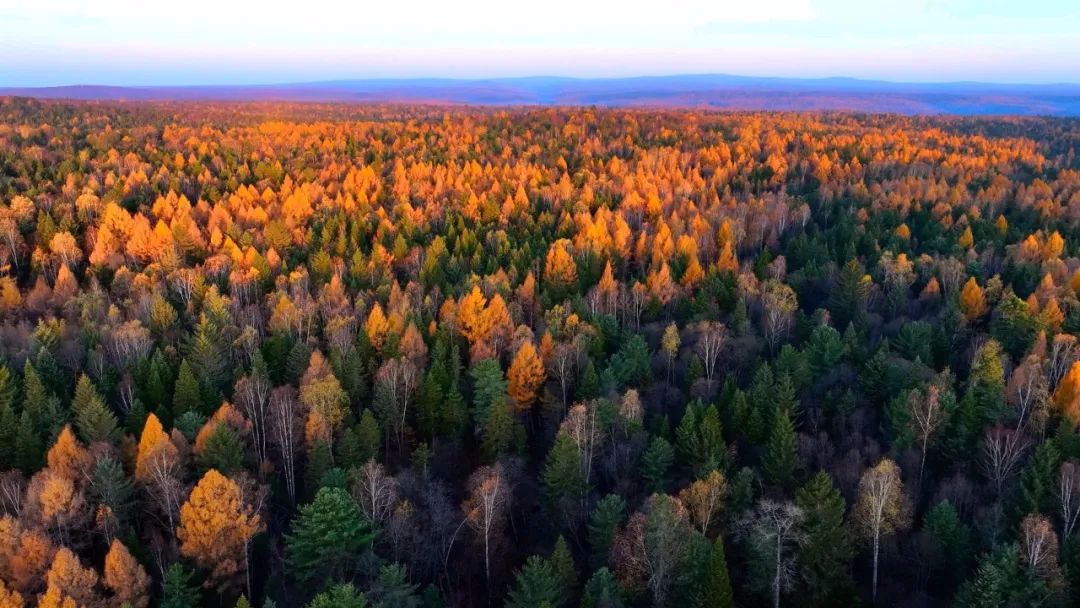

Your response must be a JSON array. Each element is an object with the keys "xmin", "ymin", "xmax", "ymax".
[{"xmin": 1, "ymin": 0, "xmax": 1078, "ymax": 86}]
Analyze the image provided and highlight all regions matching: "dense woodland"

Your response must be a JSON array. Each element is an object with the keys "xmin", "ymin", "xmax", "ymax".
[{"xmin": 0, "ymin": 98, "xmax": 1079, "ymax": 607}]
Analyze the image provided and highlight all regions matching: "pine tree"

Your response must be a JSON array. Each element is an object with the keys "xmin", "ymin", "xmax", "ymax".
[
  {"xmin": 543, "ymin": 433, "xmax": 585, "ymax": 525},
  {"xmin": 1016, "ymin": 440, "xmax": 1060, "ymax": 518},
  {"xmin": 307, "ymin": 584, "xmax": 367, "ymax": 608},
  {"xmin": 675, "ymin": 401, "xmax": 721, "ymax": 476},
  {"xmin": 700, "ymin": 537, "xmax": 735, "ymax": 608},
  {"xmin": 287, "ymin": 487, "xmax": 376, "ymax": 584},
  {"xmin": 588, "ymin": 495, "xmax": 626, "ymax": 568},
  {"xmin": 71, "ymin": 374, "xmax": 120, "ymax": 445},
  {"xmin": 173, "ymin": 360, "xmax": 202, "ymax": 418},
  {"xmin": 795, "ymin": 472, "xmax": 855, "ymax": 605},
  {"xmin": 0, "ymin": 400, "xmax": 17, "ymax": 469},
  {"xmin": 640, "ymin": 436, "xmax": 674, "ymax": 493},
  {"xmin": 762, "ymin": 407, "xmax": 798, "ymax": 488},
  {"xmin": 368, "ymin": 564, "xmax": 420, "ymax": 608},
  {"xmin": 549, "ymin": 536, "xmax": 577, "ymax": 598},
  {"xmin": 161, "ymin": 564, "xmax": 201, "ymax": 608},
  {"xmin": 15, "ymin": 410, "xmax": 43, "ymax": 474},
  {"xmin": 481, "ymin": 395, "xmax": 514, "ymax": 461},
  {"xmin": 580, "ymin": 568, "xmax": 624, "ymax": 608},
  {"xmin": 922, "ymin": 501, "xmax": 972, "ymax": 590},
  {"xmin": 506, "ymin": 555, "xmax": 561, "ymax": 608},
  {"xmin": 196, "ymin": 424, "xmax": 245, "ymax": 474}
]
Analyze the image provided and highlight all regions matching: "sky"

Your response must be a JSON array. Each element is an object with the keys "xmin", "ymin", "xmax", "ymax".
[{"xmin": 1, "ymin": 0, "xmax": 1078, "ymax": 86}]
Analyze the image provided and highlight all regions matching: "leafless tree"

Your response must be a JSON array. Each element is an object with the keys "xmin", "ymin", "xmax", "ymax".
[
  {"xmin": 352, "ymin": 459, "xmax": 399, "ymax": 526},
  {"xmin": 1049, "ymin": 334, "xmax": 1079, "ymax": 388},
  {"xmin": 693, "ymin": 321, "xmax": 726, "ymax": 390},
  {"xmin": 1059, "ymin": 460, "xmax": 1080, "ymax": 539},
  {"xmin": 268, "ymin": 386, "xmax": 301, "ymax": 504},
  {"xmin": 740, "ymin": 499, "xmax": 805, "ymax": 608},
  {"xmin": 908, "ymin": 385, "xmax": 946, "ymax": 487},
  {"xmin": 982, "ymin": 426, "xmax": 1031, "ymax": 496},
  {"xmin": 1008, "ymin": 354, "xmax": 1050, "ymax": 433},
  {"xmin": 235, "ymin": 371, "xmax": 271, "ymax": 465},
  {"xmin": 1021, "ymin": 514, "xmax": 1062, "ymax": 583},
  {"xmin": 462, "ymin": 464, "xmax": 510, "ymax": 595}
]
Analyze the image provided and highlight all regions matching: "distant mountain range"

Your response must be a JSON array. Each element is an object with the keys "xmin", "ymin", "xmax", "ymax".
[{"xmin": 3, "ymin": 74, "xmax": 1080, "ymax": 115}]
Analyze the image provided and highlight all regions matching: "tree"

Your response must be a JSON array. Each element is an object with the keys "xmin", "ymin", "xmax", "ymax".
[
  {"xmin": 545, "ymin": 239, "xmax": 578, "ymax": 299},
  {"xmin": 463, "ymin": 465, "xmax": 511, "ymax": 594},
  {"xmin": 287, "ymin": 487, "xmax": 376, "ymax": 583},
  {"xmin": 762, "ymin": 407, "xmax": 798, "ymax": 488},
  {"xmin": 661, "ymin": 323, "xmax": 680, "ymax": 384},
  {"xmin": 507, "ymin": 342, "xmax": 545, "ymax": 413},
  {"xmin": 589, "ymin": 495, "xmax": 627, "ymax": 568},
  {"xmin": 1059, "ymin": 460, "xmax": 1080, "ymax": 539},
  {"xmin": 506, "ymin": 555, "xmax": 561, "ymax": 608},
  {"xmin": 741, "ymin": 499, "xmax": 805, "ymax": 608},
  {"xmin": 543, "ymin": 433, "xmax": 586, "ymax": 528},
  {"xmin": 71, "ymin": 374, "xmax": 119, "ymax": 445},
  {"xmin": 160, "ymin": 564, "xmax": 201, "ymax": 608},
  {"xmin": 611, "ymin": 494, "xmax": 692, "ymax": 606},
  {"xmin": 701, "ymin": 537, "xmax": 735, "ymax": 608},
  {"xmin": 173, "ymin": 359, "xmax": 202, "ymax": 418},
  {"xmin": 367, "ymin": 564, "xmax": 420, "ymax": 608},
  {"xmin": 640, "ymin": 436, "xmax": 674, "ymax": 493},
  {"xmin": 307, "ymin": 584, "xmax": 367, "ymax": 608},
  {"xmin": 177, "ymin": 469, "xmax": 264, "ymax": 592},
  {"xmin": 580, "ymin": 568, "xmax": 624, "ymax": 608},
  {"xmin": 761, "ymin": 280, "xmax": 797, "ymax": 351},
  {"xmin": 675, "ymin": 401, "xmax": 726, "ymax": 477},
  {"xmin": 44, "ymin": 547, "xmax": 99, "ymax": 608},
  {"xmin": 854, "ymin": 459, "xmax": 911, "ymax": 602},
  {"xmin": 103, "ymin": 539, "xmax": 150, "ymax": 608},
  {"xmin": 678, "ymin": 470, "xmax": 727, "ymax": 536},
  {"xmin": 352, "ymin": 459, "xmax": 398, "ymax": 526},
  {"xmin": 795, "ymin": 472, "xmax": 854, "ymax": 604},
  {"xmin": 693, "ymin": 321, "xmax": 726, "ymax": 391},
  {"xmin": 960, "ymin": 277, "xmax": 987, "ymax": 321}
]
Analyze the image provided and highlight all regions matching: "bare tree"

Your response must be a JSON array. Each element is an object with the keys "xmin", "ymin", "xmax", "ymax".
[
  {"xmin": 1021, "ymin": 514, "xmax": 1062, "ymax": 583},
  {"xmin": 1008, "ymin": 354, "xmax": 1050, "ymax": 433},
  {"xmin": 693, "ymin": 321, "xmax": 726, "ymax": 390},
  {"xmin": 235, "ymin": 371, "xmax": 271, "ymax": 465},
  {"xmin": 462, "ymin": 464, "xmax": 510, "ymax": 595},
  {"xmin": 854, "ymin": 458, "xmax": 911, "ymax": 603},
  {"xmin": 352, "ymin": 459, "xmax": 398, "ymax": 526},
  {"xmin": 560, "ymin": 402, "xmax": 598, "ymax": 497},
  {"xmin": 982, "ymin": 426, "xmax": 1031, "ymax": 496},
  {"xmin": 374, "ymin": 357, "xmax": 419, "ymax": 449},
  {"xmin": 1049, "ymin": 334, "xmax": 1079, "ymax": 389},
  {"xmin": 1059, "ymin": 460, "xmax": 1080, "ymax": 539},
  {"xmin": 908, "ymin": 385, "xmax": 946, "ymax": 487},
  {"xmin": 740, "ymin": 499, "xmax": 805, "ymax": 608},
  {"xmin": 268, "ymin": 386, "xmax": 301, "ymax": 504},
  {"xmin": 761, "ymin": 280, "xmax": 797, "ymax": 352}
]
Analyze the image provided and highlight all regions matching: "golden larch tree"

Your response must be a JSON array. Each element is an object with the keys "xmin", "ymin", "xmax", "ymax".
[
  {"xmin": 507, "ymin": 341, "xmax": 545, "ymax": 412},
  {"xmin": 177, "ymin": 469, "xmax": 264, "ymax": 592}
]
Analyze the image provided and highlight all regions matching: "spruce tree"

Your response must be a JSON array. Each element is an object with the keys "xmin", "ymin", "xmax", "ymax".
[
  {"xmin": 287, "ymin": 487, "xmax": 376, "ymax": 584},
  {"xmin": 161, "ymin": 563, "xmax": 202, "ymax": 608},
  {"xmin": 543, "ymin": 433, "xmax": 585, "ymax": 525},
  {"xmin": 580, "ymin": 568, "xmax": 624, "ymax": 608},
  {"xmin": 762, "ymin": 407, "xmax": 798, "ymax": 488},
  {"xmin": 795, "ymin": 472, "xmax": 855, "ymax": 605},
  {"xmin": 72, "ymin": 374, "xmax": 120, "ymax": 444},
  {"xmin": 700, "ymin": 537, "xmax": 735, "ymax": 608},
  {"xmin": 640, "ymin": 436, "xmax": 674, "ymax": 493},
  {"xmin": 588, "ymin": 495, "xmax": 626, "ymax": 568},
  {"xmin": 506, "ymin": 555, "xmax": 561, "ymax": 608},
  {"xmin": 173, "ymin": 360, "xmax": 202, "ymax": 418},
  {"xmin": 15, "ymin": 410, "xmax": 43, "ymax": 474},
  {"xmin": 549, "ymin": 536, "xmax": 578, "ymax": 598}
]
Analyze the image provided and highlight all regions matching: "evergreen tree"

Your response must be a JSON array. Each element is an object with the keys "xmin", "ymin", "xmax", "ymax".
[
  {"xmin": 368, "ymin": 564, "xmax": 420, "ymax": 608},
  {"xmin": 700, "ymin": 537, "xmax": 735, "ymax": 608},
  {"xmin": 549, "ymin": 536, "xmax": 577, "ymax": 599},
  {"xmin": 196, "ymin": 424, "xmax": 245, "ymax": 474},
  {"xmin": 15, "ymin": 410, "xmax": 43, "ymax": 473},
  {"xmin": 307, "ymin": 584, "xmax": 367, "ymax": 608},
  {"xmin": 0, "ymin": 400, "xmax": 17, "ymax": 469},
  {"xmin": 640, "ymin": 436, "xmax": 674, "ymax": 493},
  {"xmin": 588, "ymin": 495, "xmax": 626, "ymax": 568},
  {"xmin": 481, "ymin": 394, "xmax": 514, "ymax": 461},
  {"xmin": 161, "ymin": 563, "xmax": 202, "ymax": 608},
  {"xmin": 675, "ymin": 401, "xmax": 727, "ymax": 476},
  {"xmin": 1016, "ymin": 440, "xmax": 1061, "ymax": 518},
  {"xmin": 795, "ymin": 472, "xmax": 855, "ymax": 605},
  {"xmin": 580, "ymin": 568, "xmax": 624, "ymax": 608},
  {"xmin": 22, "ymin": 361, "xmax": 64, "ymax": 438},
  {"xmin": 611, "ymin": 334, "xmax": 651, "ymax": 388},
  {"xmin": 506, "ymin": 555, "xmax": 561, "ymax": 608},
  {"xmin": 71, "ymin": 374, "xmax": 120, "ymax": 444},
  {"xmin": 470, "ymin": 358, "xmax": 506, "ymax": 426},
  {"xmin": 287, "ymin": 487, "xmax": 377, "ymax": 584},
  {"xmin": 543, "ymin": 433, "xmax": 586, "ymax": 526},
  {"xmin": 954, "ymin": 544, "xmax": 1052, "ymax": 608},
  {"xmin": 173, "ymin": 360, "xmax": 202, "ymax": 418},
  {"xmin": 921, "ymin": 501, "xmax": 972, "ymax": 590},
  {"xmin": 762, "ymin": 407, "xmax": 798, "ymax": 488}
]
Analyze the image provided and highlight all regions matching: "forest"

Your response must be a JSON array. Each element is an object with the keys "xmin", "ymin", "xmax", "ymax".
[{"xmin": 0, "ymin": 97, "xmax": 1079, "ymax": 607}]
